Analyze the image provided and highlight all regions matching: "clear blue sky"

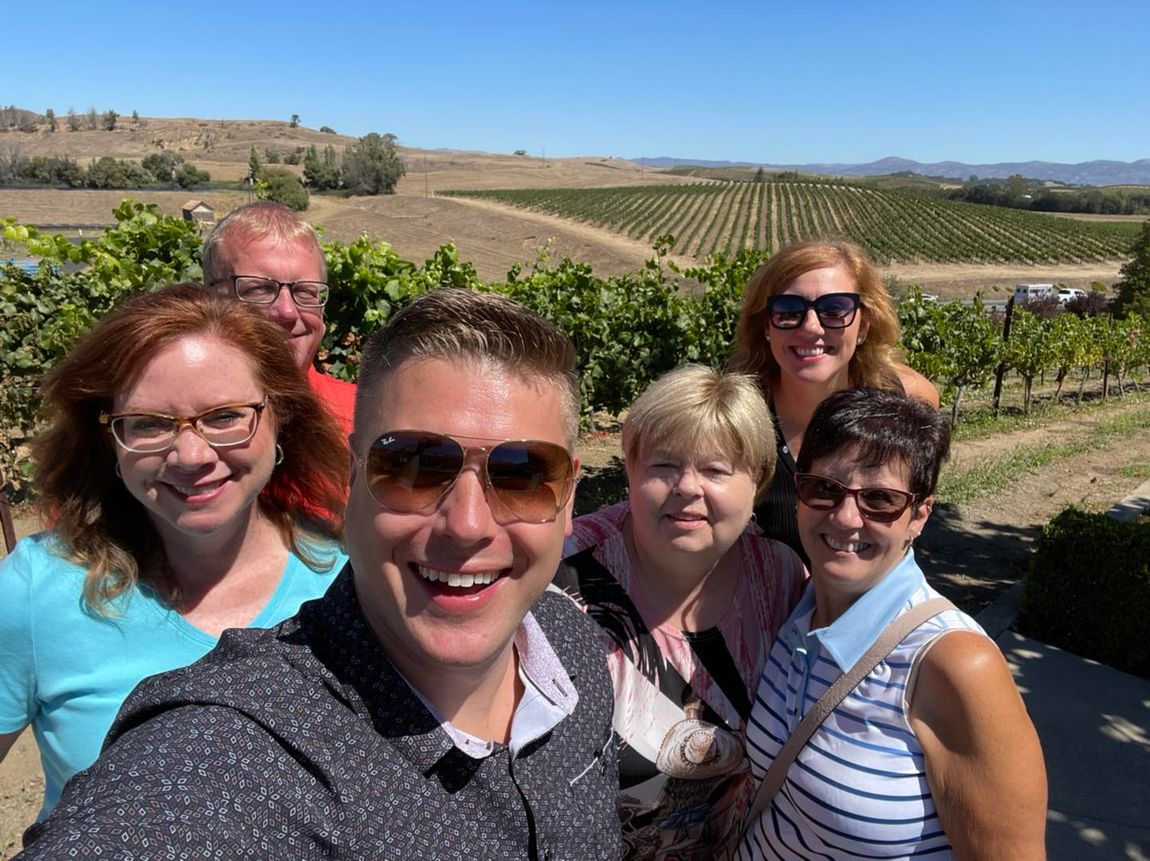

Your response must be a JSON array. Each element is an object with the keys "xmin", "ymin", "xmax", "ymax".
[{"xmin": 7, "ymin": 0, "xmax": 1147, "ymax": 165}]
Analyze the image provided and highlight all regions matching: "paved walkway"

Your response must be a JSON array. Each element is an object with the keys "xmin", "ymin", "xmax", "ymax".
[{"xmin": 975, "ymin": 480, "xmax": 1150, "ymax": 860}]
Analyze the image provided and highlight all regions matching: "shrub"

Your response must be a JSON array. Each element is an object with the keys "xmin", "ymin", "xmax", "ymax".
[
  {"xmin": 174, "ymin": 162, "xmax": 210, "ymax": 189},
  {"xmin": 341, "ymin": 132, "xmax": 405, "ymax": 195},
  {"xmin": 1021, "ymin": 507, "xmax": 1150, "ymax": 677},
  {"xmin": 257, "ymin": 168, "xmax": 308, "ymax": 211}
]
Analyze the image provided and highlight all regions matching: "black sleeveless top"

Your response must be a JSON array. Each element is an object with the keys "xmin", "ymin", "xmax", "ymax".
[
  {"xmin": 752, "ymin": 403, "xmax": 806, "ymax": 565},
  {"xmin": 754, "ymin": 373, "xmax": 909, "ymax": 566}
]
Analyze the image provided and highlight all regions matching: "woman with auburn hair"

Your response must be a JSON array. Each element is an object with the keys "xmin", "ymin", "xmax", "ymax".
[
  {"xmin": 728, "ymin": 239, "xmax": 939, "ymax": 559},
  {"xmin": 0, "ymin": 283, "xmax": 348, "ymax": 819},
  {"xmin": 558, "ymin": 364, "xmax": 807, "ymax": 859}
]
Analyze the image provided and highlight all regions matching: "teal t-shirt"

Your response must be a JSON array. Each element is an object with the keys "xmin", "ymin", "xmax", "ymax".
[{"xmin": 0, "ymin": 532, "xmax": 346, "ymax": 818}]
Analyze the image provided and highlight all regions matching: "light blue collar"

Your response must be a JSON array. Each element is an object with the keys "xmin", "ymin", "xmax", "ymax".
[{"xmin": 802, "ymin": 548, "xmax": 926, "ymax": 671}]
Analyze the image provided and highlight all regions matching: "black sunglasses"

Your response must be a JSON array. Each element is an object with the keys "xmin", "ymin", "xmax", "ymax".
[
  {"xmin": 767, "ymin": 293, "xmax": 861, "ymax": 329},
  {"xmin": 795, "ymin": 473, "xmax": 920, "ymax": 523},
  {"xmin": 360, "ymin": 430, "xmax": 576, "ymax": 525}
]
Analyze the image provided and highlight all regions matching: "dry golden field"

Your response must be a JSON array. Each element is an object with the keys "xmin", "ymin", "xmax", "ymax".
[{"xmin": 0, "ymin": 116, "xmax": 1127, "ymax": 289}]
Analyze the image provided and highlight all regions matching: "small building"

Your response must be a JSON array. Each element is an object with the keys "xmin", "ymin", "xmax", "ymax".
[{"xmin": 181, "ymin": 200, "xmax": 215, "ymax": 226}]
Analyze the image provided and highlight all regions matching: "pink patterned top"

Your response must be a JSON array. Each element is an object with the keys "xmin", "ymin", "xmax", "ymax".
[{"xmin": 557, "ymin": 501, "xmax": 807, "ymax": 860}]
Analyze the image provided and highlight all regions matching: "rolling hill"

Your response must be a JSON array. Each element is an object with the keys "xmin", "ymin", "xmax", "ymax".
[{"xmin": 0, "ymin": 112, "xmax": 1141, "ymax": 292}]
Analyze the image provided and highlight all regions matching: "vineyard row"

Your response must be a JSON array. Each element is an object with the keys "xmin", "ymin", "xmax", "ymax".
[{"xmin": 443, "ymin": 181, "xmax": 1143, "ymax": 265}]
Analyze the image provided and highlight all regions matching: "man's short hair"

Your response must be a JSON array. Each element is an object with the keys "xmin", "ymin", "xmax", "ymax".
[
  {"xmin": 354, "ymin": 289, "xmax": 581, "ymax": 445},
  {"xmin": 201, "ymin": 201, "xmax": 327, "ymax": 283},
  {"xmin": 622, "ymin": 364, "xmax": 776, "ymax": 501}
]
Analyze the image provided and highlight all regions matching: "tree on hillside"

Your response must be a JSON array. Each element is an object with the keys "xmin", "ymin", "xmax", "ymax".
[
  {"xmin": 248, "ymin": 146, "xmax": 261, "ymax": 184},
  {"xmin": 26, "ymin": 155, "xmax": 84, "ymax": 186},
  {"xmin": 289, "ymin": 114, "xmax": 300, "ymax": 128},
  {"xmin": 142, "ymin": 151, "xmax": 182, "ymax": 185},
  {"xmin": 131, "ymin": 109, "xmax": 140, "ymax": 126},
  {"xmin": 85, "ymin": 107, "xmax": 99, "ymax": 130},
  {"xmin": 66, "ymin": 107, "xmax": 81, "ymax": 132},
  {"xmin": 257, "ymin": 167, "xmax": 308, "ymax": 211},
  {"xmin": 102, "ymin": 110, "xmax": 118, "ymax": 131},
  {"xmin": 85, "ymin": 156, "xmax": 129, "ymax": 188},
  {"xmin": 341, "ymin": 132, "xmax": 405, "ymax": 196},
  {"xmin": 175, "ymin": 162, "xmax": 210, "ymax": 189},
  {"xmin": 303, "ymin": 144, "xmax": 340, "ymax": 191},
  {"xmin": 1111, "ymin": 220, "xmax": 1150, "ymax": 320},
  {"xmin": 0, "ymin": 143, "xmax": 26, "ymax": 184}
]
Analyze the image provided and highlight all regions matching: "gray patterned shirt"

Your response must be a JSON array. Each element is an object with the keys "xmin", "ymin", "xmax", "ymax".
[{"xmin": 20, "ymin": 567, "xmax": 622, "ymax": 860}]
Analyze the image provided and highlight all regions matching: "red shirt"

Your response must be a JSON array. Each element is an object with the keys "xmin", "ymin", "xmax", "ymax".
[{"xmin": 307, "ymin": 366, "xmax": 356, "ymax": 438}]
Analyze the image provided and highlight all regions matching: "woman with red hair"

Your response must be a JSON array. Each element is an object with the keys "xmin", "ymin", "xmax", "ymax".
[
  {"xmin": 0, "ymin": 283, "xmax": 347, "ymax": 819},
  {"xmin": 729, "ymin": 239, "xmax": 939, "ymax": 559}
]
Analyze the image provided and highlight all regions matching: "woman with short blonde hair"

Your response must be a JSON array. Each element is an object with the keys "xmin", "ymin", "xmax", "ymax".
[
  {"xmin": 559, "ymin": 364, "xmax": 807, "ymax": 859},
  {"xmin": 622, "ymin": 364, "xmax": 775, "ymax": 502}
]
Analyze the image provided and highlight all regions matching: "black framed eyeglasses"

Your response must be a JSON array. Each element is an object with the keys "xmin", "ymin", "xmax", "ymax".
[
  {"xmin": 795, "ymin": 473, "xmax": 920, "ymax": 523},
  {"xmin": 219, "ymin": 275, "xmax": 329, "ymax": 308},
  {"xmin": 359, "ymin": 430, "xmax": 576, "ymax": 525},
  {"xmin": 99, "ymin": 400, "xmax": 267, "ymax": 454},
  {"xmin": 767, "ymin": 293, "xmax": 861, "ymax": 329}
]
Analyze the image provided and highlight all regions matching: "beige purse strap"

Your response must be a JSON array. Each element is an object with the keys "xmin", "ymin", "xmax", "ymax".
[{"xmin": 741, "ymin": 597, "xmax": 955, "ymax": 839}]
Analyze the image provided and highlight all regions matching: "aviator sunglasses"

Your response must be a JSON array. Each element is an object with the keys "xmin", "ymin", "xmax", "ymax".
[
  {"xmin": 360, "ymin": 430, "xmax": 576, "ymax": 525},
  {"xmin": 767, "ymin": 293, "xmax": 861, "ymax": 329},
  {"xmin": 795, "ymin": 473, "xmax": 920, "ymax": 523}
]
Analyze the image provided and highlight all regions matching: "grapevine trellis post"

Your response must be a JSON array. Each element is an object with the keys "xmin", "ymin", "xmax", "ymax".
[
  {"xmin": 992, "ymin": 298, "xmax": 1016, "ymax": 416},
  {"xmin": 0, "ymin": 469, "xmax": 15, "ymax": 553}
]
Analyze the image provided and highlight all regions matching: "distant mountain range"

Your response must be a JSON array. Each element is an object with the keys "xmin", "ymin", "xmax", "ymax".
[{"xmin": 637, "ymin": 156, "xmax": 1150, "ymax": 186}]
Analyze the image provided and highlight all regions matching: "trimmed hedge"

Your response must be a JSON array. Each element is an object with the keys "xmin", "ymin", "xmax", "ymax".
[{"xmin": 1022, "ymin": 507, "xmax": 1150, "ymax": 677}]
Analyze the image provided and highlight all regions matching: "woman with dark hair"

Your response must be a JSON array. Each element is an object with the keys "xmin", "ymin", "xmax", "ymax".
[
  {"xmin": 729, "ymin": 239, "xmax": 939, "ymax": 559},
  {"xmin": 0, "ymin": 283, "xmax": 348, "ymax": 818},
  {"xmin": 739, "ymin": 389, "xmax": 1046, "ymax": 859}
]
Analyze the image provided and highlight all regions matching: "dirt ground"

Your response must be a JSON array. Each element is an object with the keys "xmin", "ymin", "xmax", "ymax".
[
  {"xmin": 877, "ymin": 260, "xmax": 1122, "ymax": 301},
  {"xmin": 3, "ymin": 395, "xmax": 1149, "ymax": 852}
]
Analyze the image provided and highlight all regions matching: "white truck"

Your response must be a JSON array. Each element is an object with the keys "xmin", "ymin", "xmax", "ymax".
[{"xmin": 1013, "ymin": 283, "xmax": 1055, "ymax": 304}]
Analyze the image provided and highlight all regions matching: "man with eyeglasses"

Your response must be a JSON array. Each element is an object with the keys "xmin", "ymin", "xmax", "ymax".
[
  {"xmin": 20, "ymin": 289, "xmax": 622, "ymax": 860},
  {"xmin": 201, "ymin": 201, "xmax": 356, "ymax": 434}
]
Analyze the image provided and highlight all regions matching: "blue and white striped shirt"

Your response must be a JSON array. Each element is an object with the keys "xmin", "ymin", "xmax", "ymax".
[{"xmin": 738, "ymin": 550, "xmax": 984, "ymax": 860}]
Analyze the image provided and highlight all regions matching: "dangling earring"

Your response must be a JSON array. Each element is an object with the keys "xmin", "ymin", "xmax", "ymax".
[
  {"xmin": 274, "ymin": 444, "xmax": 284, "ymax": 466},
  {"xmin": 857, "ymin": 334, "xmax": 867, "ymax": 345}
]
